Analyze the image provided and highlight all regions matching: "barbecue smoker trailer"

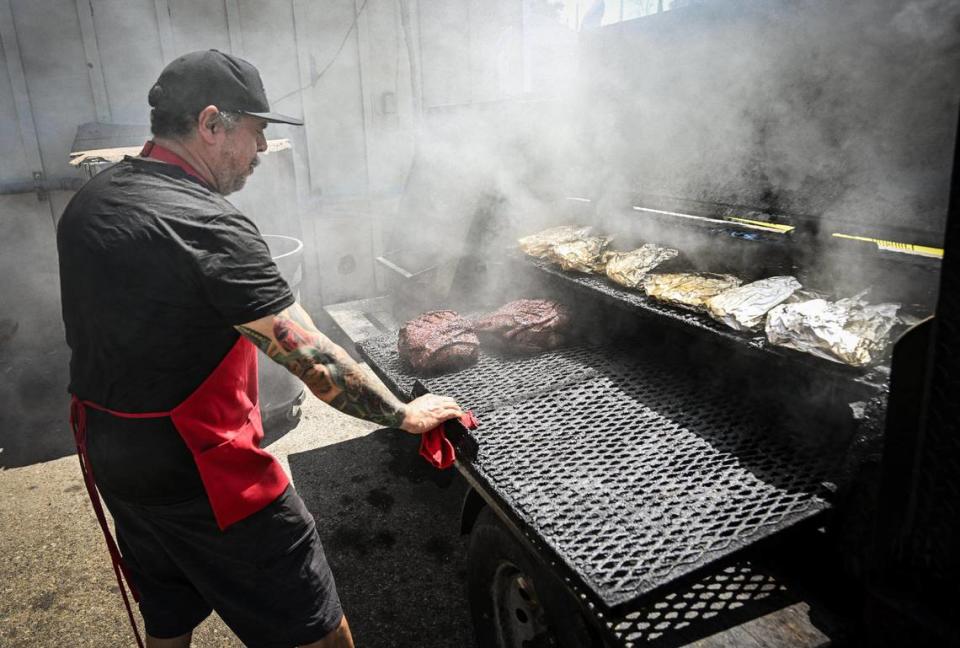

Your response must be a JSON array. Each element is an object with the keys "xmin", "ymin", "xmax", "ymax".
[{"xmin": 328, "ymin": 4, "xmax": 960, "ymax": 647}]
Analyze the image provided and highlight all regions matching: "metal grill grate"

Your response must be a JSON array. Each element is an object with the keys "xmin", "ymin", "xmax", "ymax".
[
  {"xmin": 608, "ymin": 561, "xmax": 792, "ymax": 645},
  {"xmin": 358, "ymin": 334, "xmax": 832, "ymax": 609},
  {"xmin": 517, "ymin": 254, "xmax": 890, "ymax": 394},
  {"xmin": 360, "ymin": 333, "xmax": 606, "ymax": 411}
]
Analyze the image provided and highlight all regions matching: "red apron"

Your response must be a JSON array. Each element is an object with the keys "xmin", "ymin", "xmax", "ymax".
[{"xmin": 68, "ymin": 142, "xmax": 289, "ymax": 646}]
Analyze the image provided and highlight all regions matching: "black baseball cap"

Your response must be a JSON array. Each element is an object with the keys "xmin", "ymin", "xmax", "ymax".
[{"xmin": 148, "ymin": 49, "xmax": 303, "ymax": 126}]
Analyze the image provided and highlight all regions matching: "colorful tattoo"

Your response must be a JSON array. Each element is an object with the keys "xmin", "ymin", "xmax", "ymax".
[{"xmin": 237, "ymin": 307, "xmax": 405, "ymax": 428}]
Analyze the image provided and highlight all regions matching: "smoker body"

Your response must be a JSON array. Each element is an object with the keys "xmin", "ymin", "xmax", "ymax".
[
  {"xmin": 349, "ymin": 60, "xmax": 957, "ymax": 648},
  {"xmin": 357, "ymin": 258, "xmax": 879, "ymax": 646},
  {"xmin": 356, "ymin": 202, "xmax": 956, "ymax": 647},
  {"xmin": 334, "ymin": 3, "xmax": 960, "ymax": 645}
]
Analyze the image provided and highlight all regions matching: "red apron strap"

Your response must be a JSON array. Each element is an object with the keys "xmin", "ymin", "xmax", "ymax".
[{"xmin": 70, "ymin": 395, "xmax": 165, "ymax": 648}]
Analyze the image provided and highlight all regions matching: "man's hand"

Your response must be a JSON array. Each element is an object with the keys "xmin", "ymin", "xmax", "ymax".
[{"xmin": 399, "ymin": 394, "xmax": 464, "ymax": 435}]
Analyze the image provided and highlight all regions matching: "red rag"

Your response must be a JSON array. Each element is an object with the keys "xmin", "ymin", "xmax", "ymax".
[{"xmin": 419, "ymin": 411, "xmax": 478, "ymax": 469}]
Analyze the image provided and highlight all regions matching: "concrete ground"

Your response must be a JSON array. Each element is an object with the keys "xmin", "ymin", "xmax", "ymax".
[{"xmin": 0, "ymin": 396, "xmax": 476, "ymax": 648}]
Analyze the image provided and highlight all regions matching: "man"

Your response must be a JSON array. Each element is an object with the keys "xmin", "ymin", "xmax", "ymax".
[{"xmin": 57, "ymin": 50, "xmax": 462, "ymax": 648}]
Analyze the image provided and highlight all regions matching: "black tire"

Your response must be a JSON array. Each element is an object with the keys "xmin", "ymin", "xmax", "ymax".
[{"xmin": 467, "ymin": 507, "xmax": 604, "ymax": 648}]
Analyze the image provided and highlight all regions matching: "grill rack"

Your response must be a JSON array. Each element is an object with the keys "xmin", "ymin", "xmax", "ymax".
[
  {"xmin": 514, "ymin": 254, "xmax": 890, "ymax": 397},
  {"xmin": 358, "ymin": 333, "xmax": 835, "ymax": 611}
]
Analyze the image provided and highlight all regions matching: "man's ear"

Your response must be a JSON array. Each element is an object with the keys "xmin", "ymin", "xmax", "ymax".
[{"xmin": 196, "ymin": 105, "xmax": 222, "ymax": 145}]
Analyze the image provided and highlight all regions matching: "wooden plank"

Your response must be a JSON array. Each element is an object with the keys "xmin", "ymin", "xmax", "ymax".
[
  {"xmin": 0, "ymin": 0, "xmax": 44, "ymax": 174},
  {"xmin": 75, "ymin": 0, "xmax": 112, "ymax": 123}
]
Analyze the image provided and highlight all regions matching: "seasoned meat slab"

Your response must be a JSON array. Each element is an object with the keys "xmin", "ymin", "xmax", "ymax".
[
  {"xmin": 398, "ymin": 310, "xmax": 480, "ymax": 375},
  {"xmin": 475, "ymin": 299, "xmax": 571, "ymax": 354}
]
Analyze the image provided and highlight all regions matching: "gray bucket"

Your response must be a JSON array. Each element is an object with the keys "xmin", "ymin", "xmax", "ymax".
[{"xmin": 259, "ymin": 235, "xmax": 306, "ymax": 424}]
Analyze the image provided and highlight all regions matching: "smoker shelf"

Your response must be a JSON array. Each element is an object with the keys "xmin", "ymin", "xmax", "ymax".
[
  {"xmin": 513, "ymin": 254, "xmax": 890, "ymax": 396},
  {"xmin": 358, "ymin": 334, "xmax": 834, "ymax": 611}
]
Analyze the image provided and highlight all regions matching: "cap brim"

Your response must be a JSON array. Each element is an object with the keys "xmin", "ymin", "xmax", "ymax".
[{"xmin": 243, "ymin": 111, "xmax": 304, "ymax": 126}]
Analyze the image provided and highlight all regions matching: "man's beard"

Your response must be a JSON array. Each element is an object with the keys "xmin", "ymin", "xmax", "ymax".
[{"xmin": 216, "ymin": 149, "xmax": 259, "ymax": 196}]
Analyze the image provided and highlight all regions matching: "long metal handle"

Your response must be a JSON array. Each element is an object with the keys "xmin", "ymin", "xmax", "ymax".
[{"xmin": 375, "ymin": 255, "xmax": 438, "ymax": 279}]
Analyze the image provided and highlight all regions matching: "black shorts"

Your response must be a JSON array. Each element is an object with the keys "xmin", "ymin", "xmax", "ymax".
[{"xmin": 102, "ymin": 485, "xmax": 343, "ymax": 647}]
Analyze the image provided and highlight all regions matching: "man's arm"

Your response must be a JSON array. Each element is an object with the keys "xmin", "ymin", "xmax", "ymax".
[{"xmin": 236, "ymin": 302, "xmax": 462, "ymax": 434}]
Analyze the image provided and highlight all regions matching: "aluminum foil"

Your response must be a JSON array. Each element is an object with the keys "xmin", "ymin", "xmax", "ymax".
[
  {"xmin": 604, "ymin": 244, "xmax": 680, "ymax": 289},
  {"xmin": 550, "ymin": 236, "xmax": 613, "ymax": 274},
  {"xmin": 642, "ymin": 273, "xmax": 742, "ymax": 311},
  {"xmin": 518, "ymin": 225, "xmax": 593, "ymax": 259},
  {"xmin": 765, "ymin": 297, "xmax": 901, "ymax": 367},
  {"xmin": 705, "ymin": 276, "xmax": 802, "ymax": 331}
]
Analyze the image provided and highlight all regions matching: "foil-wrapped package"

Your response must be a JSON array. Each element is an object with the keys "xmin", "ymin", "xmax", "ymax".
[
  {"xmin": 604, "ymin": 244, "xmax": 680, "ymax": 289},
  {"xmin": 706, "ymin": 276, "xmax": 802, "ymax": 331},
  {"xmin": 549, "ymin": 236, "xmax": 612, "ymax": 274},
  {"xmin": 765, "ymin": 297, "xmax": 900, "ymax": 367},
  {"xmin": 643, "ymin": 273, "xmax": 742, "ymax": 311},
  {"xmin": 518, "ymin": 225, "xmax": 593, "ymax": 259}
]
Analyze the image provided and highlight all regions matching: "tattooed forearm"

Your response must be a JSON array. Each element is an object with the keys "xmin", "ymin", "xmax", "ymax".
[{"xmin": 236, "ymin": 305, "xmax": 406, "ymax": 428}]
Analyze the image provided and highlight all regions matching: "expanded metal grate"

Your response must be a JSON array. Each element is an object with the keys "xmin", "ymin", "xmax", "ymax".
[
  {"xmin": 358, "ymin": 334, "xmax": 832, "ymax": 609},
  {"xmin": 360, "ymin": 333, "xmax": 607, "ymax": 411},
  {"xmin": 607, "ymin": 560, "xmax": 793, "ymax": 646}
]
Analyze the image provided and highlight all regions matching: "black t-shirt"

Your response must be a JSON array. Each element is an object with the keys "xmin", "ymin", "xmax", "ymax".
[{"xmin": 58, "ymin": 156, "xmax": 295, "ymax": 504}]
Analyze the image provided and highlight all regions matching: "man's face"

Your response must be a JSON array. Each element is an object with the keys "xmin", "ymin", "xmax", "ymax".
[{"xmin": 212, "ymin": 115, "xmax": 268, "ymax": 196}]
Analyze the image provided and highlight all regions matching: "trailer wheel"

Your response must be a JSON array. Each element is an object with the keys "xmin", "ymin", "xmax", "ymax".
[{"xmin": 467, "ymin": 507, "xmax": 602, "ymax": 648}]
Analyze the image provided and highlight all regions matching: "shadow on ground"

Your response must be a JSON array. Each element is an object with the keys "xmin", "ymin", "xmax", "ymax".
[{"xmin": 289, "ymin": 427, "xmax": 476, "ymax": 648}]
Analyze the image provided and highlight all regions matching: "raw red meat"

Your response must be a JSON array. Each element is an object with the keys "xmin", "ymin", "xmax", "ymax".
[
  {"xmin": 475, "ymin": 299, "xmax": 571, "ymax": 354},
  {"xmin": 397, "ymin": 310, "xmax": 479, "ymax": 375}
]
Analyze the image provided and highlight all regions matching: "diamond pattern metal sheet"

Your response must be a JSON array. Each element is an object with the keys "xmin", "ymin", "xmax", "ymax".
[
  {"xmin": 357, "ymin": 335, "xmax": 832, "ymax": 609},
  {"xmin": 607, "ymin": 560, "xmax": 793, "ymax": 646}
]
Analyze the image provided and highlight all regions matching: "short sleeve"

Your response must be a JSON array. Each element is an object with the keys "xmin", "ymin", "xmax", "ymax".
[{"xmin": 187, "ymin": 211, "xmax": 296, "ymax": 325}]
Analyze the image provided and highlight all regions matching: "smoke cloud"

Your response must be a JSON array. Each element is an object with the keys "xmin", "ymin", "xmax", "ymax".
[{"xmin": 386, "ymin": 0, "xmax": 959, "ymax": 311}]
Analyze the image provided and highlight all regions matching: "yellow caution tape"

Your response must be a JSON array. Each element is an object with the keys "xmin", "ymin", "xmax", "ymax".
[
  {"xmin": 831, "ymin": 233, "xmax": 943, "ymax": 259},
  {"xmin": 725, "ymin": 217, "xmax": 795, "ymax": 234}
]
